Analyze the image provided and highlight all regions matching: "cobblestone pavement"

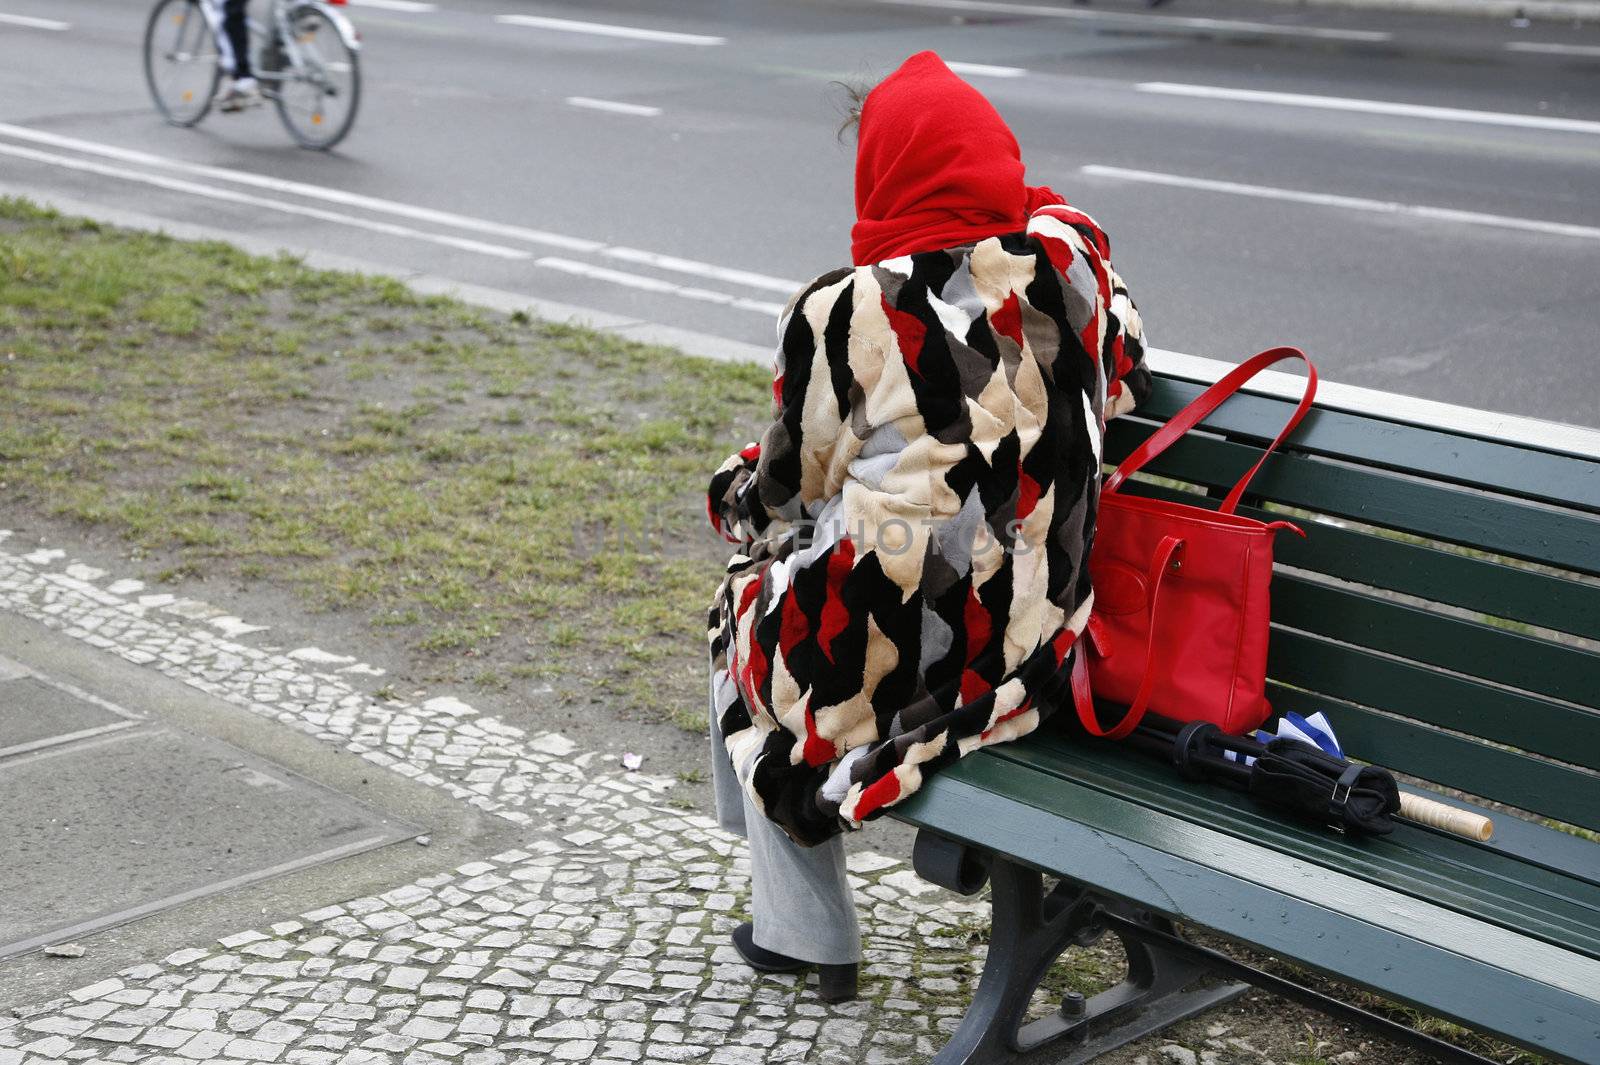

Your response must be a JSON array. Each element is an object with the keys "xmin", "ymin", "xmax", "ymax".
[{"xmin": 0, "ymin": 531, "xmax": 991, "ymax": 1065}]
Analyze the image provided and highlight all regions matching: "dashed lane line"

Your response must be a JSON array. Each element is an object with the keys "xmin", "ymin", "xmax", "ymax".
[
  {"xmin": 873, "ymin": 0, "xmax": 1394, "ymax": 42},
  {"xmin": 494, "ymin": 13, "xmax": 725, "ymax": 46},
  {"xmin": 0, "ymin": 11, "xmax": 69, "ymax": 30},
  {"xmin": 600, "ymin": 246, "xmax": 799, "ymax": 295},
  {"xmin": 1081, "ymin": 163, "xmax": 1600, "ymax": 243},
  {"xmin": 1504, "ymin": 41, "xmax": 1600, "ymax": 57},
  {"xmin": 946, "ymin": 61, "xmax": 1028, "ymax": 78},
  {"xmin": 1137, "ymin": 81, "xmax": 1600, "ymax": 135},
  {"xmin": 566, "ymin": 96, "xmax": 663, "ymax": 117},
  {"xmin": 536, "ymin": 257, "xmax": 787, "ymax": 316}
]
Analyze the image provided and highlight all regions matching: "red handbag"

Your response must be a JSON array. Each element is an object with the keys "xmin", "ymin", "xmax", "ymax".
[{"xmin": 1072, "ymin": 347, "xmax": 1319, "ymax": 740}]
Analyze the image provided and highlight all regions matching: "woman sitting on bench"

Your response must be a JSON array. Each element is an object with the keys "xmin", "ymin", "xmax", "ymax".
[{"xmin": 705, "ymin": 51, "xmax": 1152, "ymax": 1002}]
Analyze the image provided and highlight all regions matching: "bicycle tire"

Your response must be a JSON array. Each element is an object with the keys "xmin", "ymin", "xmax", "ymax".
[
  {"xmin": 272, "ymin": 4, "xmax": 361, "ymax": 151},
  {"xmin": 144, "ymin": 0, "xmax": 220, "ymax": 128}
]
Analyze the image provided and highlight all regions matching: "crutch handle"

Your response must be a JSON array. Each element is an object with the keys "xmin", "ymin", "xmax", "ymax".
[{"xmin": 1398, "ymin": 792, "xmax": 1493, "ymax": 841}]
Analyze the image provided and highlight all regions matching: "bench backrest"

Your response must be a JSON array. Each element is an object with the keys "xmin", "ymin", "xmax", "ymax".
[{"xmin": 1107, "ymin": 369, "xmax": 1600, "ymax": 835}]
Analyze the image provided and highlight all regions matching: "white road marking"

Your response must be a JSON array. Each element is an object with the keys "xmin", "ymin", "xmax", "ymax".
[
  {"xmin": 1082, "ymin": 164, "xmax": 1600, "ymax": 242},
  {"xmin": 23, "ymin": 183, "xmax": 1600, "ymax": 459},
  {"xmin": 494, "ymin": 14, "xmax": 724, "ymax": 46},
  {"xmin": 0, "ymin": 123, "xmax": 803, "ymax": 294},
  {"xmin": 346, "ymin": 0, "xmax": 436, "ymax": 11},
  {"xmin": 0, "ymin": 142, "xmax": 533, "ymax": 259},
  {"xmin": 1505, "ymin": 41, "xmax": 1600, "ymax": 57},
  {"xmin": 600, "ymin": 247, "xmax": 799, "ymax": 295},
  {"xmin": 566, "ymin": 96, "xmax": 662, "ymax": 117},
  {"xmin": 0, "ymin": 122, "xmax": 601, "ymax": 251},
  {"xmin": 0, "ymin": 11, "xmax": 69, "ymax": 30},
  {"xmin": 1137, "ymin": 82, "xmax": 1600, "ymax": 135},
  {"xmin": 536, "ymin": 258, "xmax": 786, "ymax": 316},
  {"xmin": 874, "ymin": 0, "xmax": 1392, "ymax": 41},
  {"xmin": 946, "ymin": 61, "xmax": 1027, "ymax": 79}
]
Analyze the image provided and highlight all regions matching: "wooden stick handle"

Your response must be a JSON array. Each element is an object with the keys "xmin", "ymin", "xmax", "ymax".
[{"xmin": 1398, "ymin": 793, "xmax": 1493, "ymax": 841}]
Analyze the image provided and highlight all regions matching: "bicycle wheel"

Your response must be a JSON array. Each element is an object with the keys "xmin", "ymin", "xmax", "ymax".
[
  {"xmin": 273, "ymin": 4, "xmax": 360, "ymax": 150},
  {"xmin": 144, "ymin": 0, "xmax": 221, "ymax": 127}
]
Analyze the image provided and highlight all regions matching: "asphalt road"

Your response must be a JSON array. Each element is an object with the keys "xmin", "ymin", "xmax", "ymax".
[{"xmin": 2, "ymin": 0, "xmax": 1598, "ymax": 424}]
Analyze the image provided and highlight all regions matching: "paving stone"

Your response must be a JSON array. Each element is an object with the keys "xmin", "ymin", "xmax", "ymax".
[
  {"xmin": 551, "ymin": 1039, "xmax": 598, "ymax": 1061},
  {"xmin": 22, "ymin": 1017, "xmax": 91, "ymax": 1038},
  {"xmin": 399, "ymin": 1018, "xmax": 455, "ymax": 1041},
  {"xmin": 169, "ymin": 1008, "xmax": 219, "ymax": 1031},
  {"xmin": 226, "ymin": 1035, "xmax": 287, "ymax": 1060},
  {"xmin": 137, "ymin": 1026, "xmax": 194, "ymax": 1049},
  {"xmin": 176, "ymin": 1029, "xmax": 233, "ymax": 1059},
  {"xmin": 67, "ymin": 979, "xmax": 123, "ymax": 1003}
]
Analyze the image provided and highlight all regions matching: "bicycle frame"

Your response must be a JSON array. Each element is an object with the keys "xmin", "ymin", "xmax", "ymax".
[
  {"xmin": 190, "ymin": 0, "xmax": 223, "ymax": 51},
  {"xmin": 247, "ymin": 0, "xmax": 361, "ymax": 86}
]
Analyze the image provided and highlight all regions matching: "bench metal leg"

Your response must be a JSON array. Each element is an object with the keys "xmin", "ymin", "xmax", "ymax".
[{"xmin": 914, "ymin": 831, "xmax": 1247, "ymax": 1065}]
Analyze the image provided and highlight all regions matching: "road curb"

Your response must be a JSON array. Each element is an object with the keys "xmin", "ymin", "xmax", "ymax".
[
  {"xmin": 7, "ymin": 183, "xmax": 1596, "ymax": 459},
  {"xmin": 1247, "ymin": 0, "xmax": 1600, "ymax": 23},
  {"xmin": 0, "ymin": 183, "xmax": 774, "ymax": 369}
]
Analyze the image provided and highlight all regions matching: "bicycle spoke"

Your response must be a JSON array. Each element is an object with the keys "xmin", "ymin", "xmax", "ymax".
[{"xmin": 146, "ymin": 0, "xmax": 220, "ymax": 125}]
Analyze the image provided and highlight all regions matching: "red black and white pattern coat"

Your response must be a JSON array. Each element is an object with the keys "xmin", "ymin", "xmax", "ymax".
[{"xmin": 707, "ymin": 205, "xmax": 1151, "ymax": 846}]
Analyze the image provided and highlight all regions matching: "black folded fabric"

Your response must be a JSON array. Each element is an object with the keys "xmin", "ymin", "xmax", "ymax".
[{"xmin": 1249, "ymin": 738, "xmax": 1402, "ymax": 835}]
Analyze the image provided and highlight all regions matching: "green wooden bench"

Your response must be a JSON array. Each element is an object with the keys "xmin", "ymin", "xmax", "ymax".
[{"xmin": 892, "ymin": 360, "xmax": 1600, "ymax": 1065}]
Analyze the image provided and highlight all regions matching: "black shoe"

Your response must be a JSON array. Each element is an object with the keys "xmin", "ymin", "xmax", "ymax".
[{"xmin": 731, "ymin": 922, "xmax": 860, "ymax": 1002}]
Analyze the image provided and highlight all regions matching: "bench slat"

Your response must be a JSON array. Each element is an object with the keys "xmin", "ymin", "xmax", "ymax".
[
  {"xmin": 897, "ymin": 758, "xmax": 1600, "ymax": 1064},
  {"xmin": 1267, "ymin": 683, "xmax": 1600, "ymax": 835},
  {"xmin": 1268, "ymin": 631, "xmax": 1600, "ymax": 775},
  {"xmin": 1273, "ymin": 576, "xmax": 1600, "ymax": 711},
  {"xmin": 1396, "ymin": 784, "xmax": 1600, "ymax": 890},
  {"xmin": 929, "ymin": 755, "xmax": 1600, "ymax": 995},
  {"xmin": 1104, "ymin": 426, "xmax": 1600, "ymax": 576},
  {"xmin": 1137, "ymin": 380, "xmax": 1600, "ymax": 513},
  {"xmin": 1124, "ymin": 480, "xmax": 1600, "ymax": 642},
  {"xmin": 987, "ymin": 732, "xmax": 1600, "ymax": 956}
]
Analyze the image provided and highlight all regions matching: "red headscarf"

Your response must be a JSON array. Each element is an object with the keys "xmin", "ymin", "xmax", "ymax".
[{"xmin": 851, "ymin": 51, "xmax": 1064, "ymax": 267}]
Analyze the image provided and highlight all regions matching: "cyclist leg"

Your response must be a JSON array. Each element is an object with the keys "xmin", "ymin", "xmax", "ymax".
[
  {"xmin": 216, "ymin": 0, "xmax": 261, "ymax": 110},
  {"xmin": 222, "ymin": 0, "xmax": 253, "ymax": 81}
]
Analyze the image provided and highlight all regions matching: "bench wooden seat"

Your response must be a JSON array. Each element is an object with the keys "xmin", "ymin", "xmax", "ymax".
[{"xmin": 893, "ymin": 361, "xmax": 1600, "ymax": 1065}]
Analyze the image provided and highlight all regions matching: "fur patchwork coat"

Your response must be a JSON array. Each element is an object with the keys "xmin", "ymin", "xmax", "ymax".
[{"xmin": 707, "ymin": 204, "xmax": 1152, "ymax": 846}]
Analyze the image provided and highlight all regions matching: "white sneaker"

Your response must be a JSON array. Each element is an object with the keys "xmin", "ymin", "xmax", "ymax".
[{"xmin": 218, "ymin": 77, "xmax": 262, "ymax": 113}]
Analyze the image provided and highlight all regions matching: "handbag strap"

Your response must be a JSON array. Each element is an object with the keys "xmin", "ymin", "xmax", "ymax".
[
  {"xmin": 1103, "ymin": 347, "xmax": 1319, "ymax": 515},
  {"xmin": 1074, "ymin": 535, "xmax": 1184, "ymax": 740}
]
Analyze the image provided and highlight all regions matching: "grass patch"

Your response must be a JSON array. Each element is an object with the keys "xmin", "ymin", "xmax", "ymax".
[{"xmin": 0, "ymin": 196, "xmax": 769, "ymax": 724}]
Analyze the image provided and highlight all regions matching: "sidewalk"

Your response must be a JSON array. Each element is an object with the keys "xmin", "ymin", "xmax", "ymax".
[{"xmin": 0, "ymin": 534, "xmax": 993, "ymax": 1065}]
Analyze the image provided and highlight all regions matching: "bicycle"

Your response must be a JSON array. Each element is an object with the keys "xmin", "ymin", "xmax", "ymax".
[{"xmin": 143, "ymin": 0, "xmax": 362, "ymax": 150}]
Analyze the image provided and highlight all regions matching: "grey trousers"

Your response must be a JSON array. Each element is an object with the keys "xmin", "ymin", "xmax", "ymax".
[{"xmin": 709, "ymin": 674, "xmax": 862, "ymax": 965}]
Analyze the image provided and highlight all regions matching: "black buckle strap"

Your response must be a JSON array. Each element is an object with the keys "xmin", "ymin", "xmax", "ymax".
[{"xmin": 1328, "ymin": 763, "xmax": 1365, "ymax": 825}]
